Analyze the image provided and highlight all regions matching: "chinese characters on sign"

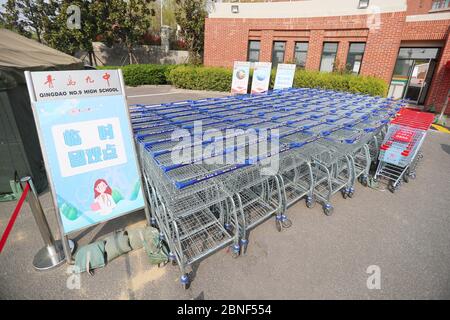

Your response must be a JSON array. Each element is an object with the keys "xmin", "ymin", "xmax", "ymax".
[
  {"xmin": 31, "ymin": 70, "xmax": 122, "ymax": 101},
  {"xmin": 27, "ymin": 70, "xmax": 145, "ymax": 234},
  {"xmin": 52, "ymin": 118, "xmax": 127, "ymax": 177}
]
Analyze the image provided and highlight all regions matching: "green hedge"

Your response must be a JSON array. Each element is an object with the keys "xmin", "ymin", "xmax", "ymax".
[
  {"xmin": 293, "ymin": 70, "xmax": 387, "ymax": 96},
  {"xmin": 98, "ymin": 64, "xmax": 387, "ymax": 96},
  {"xmin": 169, "ymin": 65, "xmax": 387, "ymax": 96},
  {"xmin": 98, "ymin": 64, "xmax": 175, "ymax": 86},
  {"xmin": 167, "ymin": 65, "xmax": 233, "ymax": 92}
]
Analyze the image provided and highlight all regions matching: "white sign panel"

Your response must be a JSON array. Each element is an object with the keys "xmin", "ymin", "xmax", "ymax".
[
  {"xmin": 26, "ymin": 69, "xmax": 145, "ymax": 234},
  {"xmin": 30, "ymin": 70, "xmax": 122, "ymax": 101},
  {"xmin": 231, "ymin": 61, "xmax": 251, "ymax": 95},
  {"xmin": 274, "ymin": 64, "xmax": 296, "ymax": 90},
  {"xmin": 251, "ymin": 62, "xmax": 272, "ymax": 94},
  {"xmin": 353, "ymin": 61, "xmax": 361, "ymax": 74},
  {"xmin": 51, "ymin": 117, "xmax": 127, "ymax": 177}
]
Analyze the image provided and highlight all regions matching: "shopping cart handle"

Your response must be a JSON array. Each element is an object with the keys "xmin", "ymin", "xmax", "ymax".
[
  {"xmin": 344, "ymin": 138, "xmax": 357, "ymax": 144},
  {"xmin": 289, "ymin": 142, "xmax": 307, "ymax": 148},
  {"xmin": 161, "ymin": 163, "xmax": 183, "ymax": 172},
  {"xmin": 174, "ymin": 180, "xmax": 192, "ymax": 189}
]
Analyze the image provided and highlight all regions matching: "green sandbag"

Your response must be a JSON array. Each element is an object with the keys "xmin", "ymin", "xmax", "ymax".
[
  {"xmin": 126, "ymin": 226, "xmax": 169, "ymax": 266},
  {"xmin": 141, "ymin": 227, "xmax": 169, "ymax": 266},
  {"xmin": 126, "ymin": 227, "xmax": 146, "ymax": 250},
  {"xmin": 74, "ymin": 241, "xmax": 106, "ymax": 274},
  {"xmin": 104, "ymin": 231, "xmax": 132, "ymax": 262}
]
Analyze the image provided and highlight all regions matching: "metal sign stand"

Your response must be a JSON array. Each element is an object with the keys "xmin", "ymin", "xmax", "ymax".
[
  {"xmin": 20, "ymin": 176, "xmax": 75, "ymax": 270},
  {"xmin": 437, "ymin": 90, "xmax": 450, "ymax": 125},
  {"xmin": 24, "ymin": 69, "xmax": 150, "ymax": 266}
]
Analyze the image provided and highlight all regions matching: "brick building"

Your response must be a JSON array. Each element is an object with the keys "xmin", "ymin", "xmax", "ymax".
[{"xmin": 204, "ymin": 0, "xmax": 450, "ymax": 114}]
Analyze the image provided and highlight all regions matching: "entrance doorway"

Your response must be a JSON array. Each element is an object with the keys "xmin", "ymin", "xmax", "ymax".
[{"xmin": 389, "ymin": 48, "xmax": 440, "ymax": 105}]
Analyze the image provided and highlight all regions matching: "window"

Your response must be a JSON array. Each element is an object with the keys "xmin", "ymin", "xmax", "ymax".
[
  {"xmin": 272, "ymin": 41, "xmax": 286, "ymax": 67},
  {"xmin": 346, "ymin": 43, "xmax": 366, "ymax": 74},
  {"xmin": 432, "ymin": 0, "xmax": 450, "ymax": 10},
  {"xmin": 320, "ymin": 42, "xmax": 338, "ymax": 72},
  {"xmin": 294, "ymin": 42, "xmax": 308, "ymax": 68},
  {"xmin": 358, "ymin": 0, "xmax": 370, "ymax": 9},
  {"xmin": 248, "ymin": 40, "xmax": 260, "ymax": 62}
]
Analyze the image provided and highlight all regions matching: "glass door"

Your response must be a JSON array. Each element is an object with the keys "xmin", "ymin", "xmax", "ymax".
[
  {"xmin": 389, "ymin": 47, "xmax": 440, "ymax": 104},
  {"xmin": 404, "ymin": 59, "xmax": 430, "ymax": 104}
]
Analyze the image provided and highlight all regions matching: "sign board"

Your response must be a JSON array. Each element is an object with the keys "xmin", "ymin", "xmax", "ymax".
[
  {"xmin": 231, "ymin": 61, "xmax": 251, "ymax": 94},
  {"xmin": 352, "ymin": 61, "xmax": 361, "ymax": 74},
  {"xmin": 273, "ymin": 64, "xmax": 296, "ymax": 90},
  {"xmin": 251, "ymin": 62, "xmax": 272, "ymax": 94},
  {"xmin": 383, "ymin": 149, "xmax": 402, "ymax": 166},
  {"xmin": 26, "ymin": 70, "xmax": 145, "ymax": 234}
]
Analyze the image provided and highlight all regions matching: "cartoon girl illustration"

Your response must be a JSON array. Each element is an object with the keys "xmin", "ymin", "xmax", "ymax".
[{"xmin": 91, "ymin": 179, "xmax": 116, "ymax": 215}]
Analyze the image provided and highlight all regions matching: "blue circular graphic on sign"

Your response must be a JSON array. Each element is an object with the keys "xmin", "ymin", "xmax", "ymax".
[{"xmin": 255, "ymin": 70, "xmax": 266, "ymax": 81}]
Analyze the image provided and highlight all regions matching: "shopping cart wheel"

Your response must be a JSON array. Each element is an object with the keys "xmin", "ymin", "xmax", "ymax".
[
  {"xmin": 403, "ymin": 169, "xmax": 410, "ymax": 183},
  {"xmin": 306, "ymin": 198, "xmax": 315, "ymax": 209},
  {"xmin": 388, "ymin": 183, "xmax": 396, "ymax": 193},
  {"xmin": 231, "ymin": 244, "xmax": 240, "ymax": 258},
  {"xmin": 341, "ymin": 189, "xmax": 348, "ymax": 199},
  {"xmin": 410, "ymin": 172, "xmax": 416, "ymax": 180},
  {"xmin": 169, "ymin": 252, "xmax": 177, "ymax": 266},
  {"xmin": 275, "ymin": 219, "xmax": 282, "ymax": 232},
  {"xmin": 348, "ymin": 189, "xmax": 354, "ymax": 198},
  {"xmin": 181, "ymin": 274, "xmax": 190, "ymax": 290},
  {"xmin": 360, "ymin": 176, "xmax": 368, "ymax": 187},
  {"xmin": 323, "ymin": 204, "xmax": 333, "ymax": 216}
]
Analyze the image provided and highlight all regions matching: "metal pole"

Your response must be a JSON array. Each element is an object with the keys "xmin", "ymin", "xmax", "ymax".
[
  {"xmin": 21, "ymin": 177, "xmax": 54, "ymax": 246},
  {"xmin": 160, "ymin": 0, "xmax": 163, "ymax": 28},
  {"xmin": 437, "ymin": 90, "xmax": 450, "ymax": 124},
  {"xmin": 20, "ymin": 176, "xmax": 74, "ymax": 270}
]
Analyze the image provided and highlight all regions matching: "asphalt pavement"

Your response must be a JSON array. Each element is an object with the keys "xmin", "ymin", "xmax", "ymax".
[{"xmin": 1, "ymin": 86, "xmax": 450, "ymax": 299}]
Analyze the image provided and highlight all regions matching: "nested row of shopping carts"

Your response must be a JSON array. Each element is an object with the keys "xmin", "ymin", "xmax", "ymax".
[
  {"xmin": 129, "ymin": 87, "xmax": 405, "ymax": 288},
  {"xmin": 374, "ymin": 108, "xmax": 434, "ymax": 193}
]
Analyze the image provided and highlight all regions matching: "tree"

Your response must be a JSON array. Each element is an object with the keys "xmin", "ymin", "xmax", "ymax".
[
  {"xmin": 174, "ymin": 0, "xmax": 207, "ymax": 64},
  {"xmin": 1, "ymin": 0, "xmax": 31, "ymax": 38},
  {"xmin": 43, "ymin": 0, "xmax": 115, "ymax": 65},
  {"xmin": 1, "ymin": 0, "xmax": 56, "ymax": 43},
  {"xmin": 109, "ymin": 0, "xmax": 154, "ymax": 65}
]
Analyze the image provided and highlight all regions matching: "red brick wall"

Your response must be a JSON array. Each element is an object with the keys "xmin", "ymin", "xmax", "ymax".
[
  {"xmin": 406, "ymin": 0, "xmax": 434, "ymax": 15},
  {"xmin": 403, "ymin": 19, "xmax": 450, "ymax": 40},
  {"xmin": 203, "ymin": 10, "xmax": 450, "ymax": 113},
  {"xmin": 204, "ymin": 12, "xmax": 406, "ymax": 83},
  {"xmin": 425, "ymin": 30, "xmax": 450, "ymax": 113},
  {"xmin": 359, "ymin": 12, "xmax": 406, "ymax": 82}
]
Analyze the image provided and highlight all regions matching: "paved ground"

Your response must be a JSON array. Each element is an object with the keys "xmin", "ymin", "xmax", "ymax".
[{"xmin": 1, "ymin": 86, "xmax": 450, "ymax": 300}]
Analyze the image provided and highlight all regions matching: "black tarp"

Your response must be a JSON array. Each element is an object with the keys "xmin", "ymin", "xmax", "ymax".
[{"xmin": 0, "ymin": 29, "xmax": 83, "ymax": 193}]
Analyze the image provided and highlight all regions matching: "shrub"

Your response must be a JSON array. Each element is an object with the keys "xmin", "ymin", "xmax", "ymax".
[
  {"xmin": 167, "ymin": 65, "xmax": 232, "ymax": 92},
  {"xmin": 98, "ymin": 64, "xmax": 388, "ymax": 96},
  {"xmin": 97, "ymin": 64, "xmax": 175, "ymax": 86},
  {"xmin": 293, "ymin": 70, "xmax": 387, "ymax": 96}
]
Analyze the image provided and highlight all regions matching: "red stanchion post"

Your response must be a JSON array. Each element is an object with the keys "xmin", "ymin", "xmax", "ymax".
[{"xmin": 0, "ymin": 183, "xmax": 30, "ymax": 254}]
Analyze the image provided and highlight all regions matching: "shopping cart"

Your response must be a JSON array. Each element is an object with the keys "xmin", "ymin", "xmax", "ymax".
[
  {"xmin": 374, "ymin": 109, "xmax": 434, "ymax": 192},
  {"xmin": 129, "ymin": 87, "xmax": 404, "ymax": 287}
]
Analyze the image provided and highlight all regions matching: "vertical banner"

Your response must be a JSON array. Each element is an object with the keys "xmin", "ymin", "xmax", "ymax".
[
  {"xmin": 274, "ymin": 64, "xmax": 296, "ymax": 90},
  {"xmin": 251, "ymin": 62, "xmax": 272, "ymax": 94},
  {"xmin": 26, "ymin": 70, "xmax": 145, "ymax": 234},
  {"xmin": 231, "ymin": 61, "xmax": 251, "ymax": 94}
]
